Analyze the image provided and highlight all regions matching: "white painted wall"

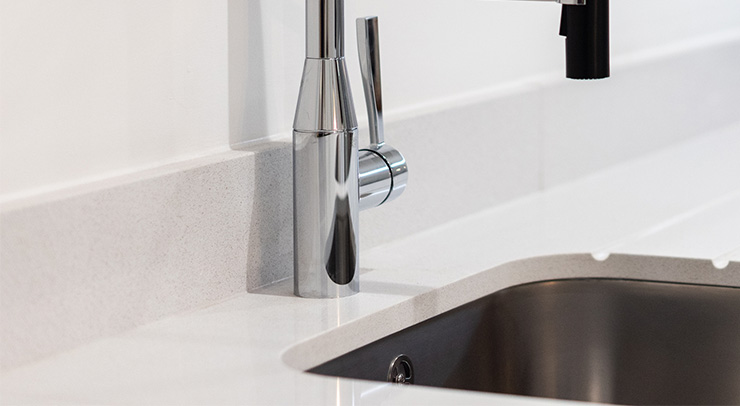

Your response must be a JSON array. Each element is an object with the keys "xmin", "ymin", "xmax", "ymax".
[
  {"xmin": 0, "ymin": 0, "xmax": 229, "ymax": 199},
  {"xmin": 2, "ymin": 0, "xmax": 739, "ymax": 199}
]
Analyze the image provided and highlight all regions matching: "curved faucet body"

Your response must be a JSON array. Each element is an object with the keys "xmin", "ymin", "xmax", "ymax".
[{"xmin": 293, "ymin": 0, "xmax": 359, "ymax": 297}]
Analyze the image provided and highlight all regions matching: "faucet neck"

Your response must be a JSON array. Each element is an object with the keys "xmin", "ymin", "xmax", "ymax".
[{"xmin": 306, "ymin": 0, "xmax": 344, "ymax": 59}]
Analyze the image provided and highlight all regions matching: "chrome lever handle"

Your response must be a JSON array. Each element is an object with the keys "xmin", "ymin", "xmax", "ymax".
[
  {"xmin": 356, "ymin": 16, "xmax": 408, "ymax": 211},
  {"xmin": 356, "ymin": 16, "xmax": 384, "ymax": 147}
]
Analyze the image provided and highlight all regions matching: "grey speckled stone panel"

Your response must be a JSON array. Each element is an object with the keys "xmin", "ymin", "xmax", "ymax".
[
  {"xmin": 0, "ymin": 142, "xmax": 294, "ymax": 371},
  {"xmin": 242, "ymin": 142, "xmax": 293, "ymax": 290}
]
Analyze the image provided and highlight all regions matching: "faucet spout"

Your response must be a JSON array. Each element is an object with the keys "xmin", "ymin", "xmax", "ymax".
[
  {"xmin": 483, "ymin": 0, "xmax": 610, "ymax": 78},
  {"xmin": 560, "ymin": 0, "xmax": 610, "ymax": 79}
]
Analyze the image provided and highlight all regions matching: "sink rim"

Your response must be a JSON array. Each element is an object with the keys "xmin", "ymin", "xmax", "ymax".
[
  {"xmin": 308, "ymin": 276, "xmax": 740, "ymax": 405},
  {"xmin": 282, "ymin": 253, "xmax": 740, "ymax": 373}
]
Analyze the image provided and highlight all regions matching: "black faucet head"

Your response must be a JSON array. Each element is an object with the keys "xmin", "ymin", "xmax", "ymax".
[{"xmin": 560, "ymin": 0, "xmax": 610, "ymax": 79}]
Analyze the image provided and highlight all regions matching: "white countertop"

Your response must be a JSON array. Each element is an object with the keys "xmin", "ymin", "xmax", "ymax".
[{"xmin": 2, "ymin": 124, "xmax": 740, "ymax": 405}]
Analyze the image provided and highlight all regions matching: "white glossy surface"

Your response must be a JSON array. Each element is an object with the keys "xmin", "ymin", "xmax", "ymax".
[
  {"xmin": 1, "ymin": 125, "xmax": 739, "ymax": 405},
  {"xmin": 0, "ymin": 0, "xmax": 229, "ymax": 197}
]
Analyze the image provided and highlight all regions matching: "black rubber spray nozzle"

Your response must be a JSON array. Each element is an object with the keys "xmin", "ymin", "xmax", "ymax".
[{"xmin": 560, "ymin": 0, "xmax": 610, "ymax": 79}]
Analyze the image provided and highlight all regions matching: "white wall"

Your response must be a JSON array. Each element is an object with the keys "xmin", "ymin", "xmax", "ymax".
[
  {"xmin": 2, "ymin": 0, "xmax": 739, "ymax": 200},
  {"xmin": 0, "ymin": 0, "xmax": 229, "ymax": 198}
]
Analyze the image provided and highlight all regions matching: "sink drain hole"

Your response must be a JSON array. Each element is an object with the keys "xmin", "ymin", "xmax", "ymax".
[{"xmin": 387, "ymin": 354, "xmax": 414, "ymax": 384}]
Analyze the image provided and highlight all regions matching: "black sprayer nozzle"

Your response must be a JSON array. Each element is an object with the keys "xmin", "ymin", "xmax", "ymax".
[{"xmin": 560, "ymin": 0, "xmax": 610, "ymax": 80}]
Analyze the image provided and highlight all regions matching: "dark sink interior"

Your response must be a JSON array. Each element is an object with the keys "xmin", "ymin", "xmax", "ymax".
[{"xmin": 310, "ymin": 279, "xmax": 740, "ymax": 405}]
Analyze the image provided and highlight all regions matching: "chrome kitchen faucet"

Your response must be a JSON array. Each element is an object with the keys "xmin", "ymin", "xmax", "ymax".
[
  {"xmin": 293, "ymin": 2, "xmax": 407, "ymax": 298},
  {"xmin": 293, "ymin": 0, "xmax": 608, "ymax": 298}
]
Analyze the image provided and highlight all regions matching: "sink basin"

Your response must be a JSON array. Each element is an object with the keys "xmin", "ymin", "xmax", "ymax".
[{"xmin": 310, "ymin": 278, "xmax": 740, "ymax": 405}]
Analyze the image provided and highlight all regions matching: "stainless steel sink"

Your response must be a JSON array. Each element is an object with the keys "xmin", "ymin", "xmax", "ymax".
[{"xmin": 310, "ymin": 278, "xmax": 740, "ymax": 405}]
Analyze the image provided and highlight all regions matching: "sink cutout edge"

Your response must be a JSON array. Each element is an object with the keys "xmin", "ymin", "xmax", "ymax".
[{"xmin": 281, "ymin": 253, "xmax": 740, "ymax": 372}]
